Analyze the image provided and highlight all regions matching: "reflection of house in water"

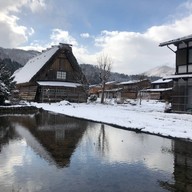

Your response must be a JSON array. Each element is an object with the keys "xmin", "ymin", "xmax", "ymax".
[
  {"xmin": 160, "ymin": 140, "xmax": 192, "ymax": 191},
  {"xmin": 11, "ymin": 112, "xmax": 88, "ymax": 168},
  {"xmin": 173, "ymin": 140, "xmax": 192, "ymax": 191}
]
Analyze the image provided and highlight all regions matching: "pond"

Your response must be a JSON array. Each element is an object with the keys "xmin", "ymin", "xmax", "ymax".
[{"xmin": 0, "ymin": 111, "xmax": 192, "ymax": 192}]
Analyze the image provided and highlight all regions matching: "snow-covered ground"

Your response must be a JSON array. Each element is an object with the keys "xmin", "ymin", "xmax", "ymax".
[{"xmin": 29, "ymin": 99, "xmax": 192, "ymax": 141}]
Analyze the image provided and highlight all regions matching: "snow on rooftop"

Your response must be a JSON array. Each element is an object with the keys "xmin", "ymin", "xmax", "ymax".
[
  {"xmin": 105, "ymin": 81, "xmax": 116, "ymax": 85},
  {"xmin": 13, "ymin": 46, "xmax": 59, "ymax": 84},
  {"xmin": 105, "ymin": 88, "xmax": 123, "ymax": 92},
  {"xmin": 37, "ymin": 81, "xmax": 82, "ymax": 88},
  {"xmin": 159, "ymin": 34, "xmax": 192, "ymax": 47},
  {"xmin": 118, "ymin": 80, "xmax": 139, "ymax": 85},
  {"xmin": 142, "ymin": 88, "xmax": 173, "ymax": 92},
  {"xmin": 12, "ymin": 67, "xmax": 22, "ymax": 77},
  {"xmin": 163, "ymin": 74, "xmax": 192, "ymax": 79},
  {"xmin": 151, "ymin": 79, "xmax": 172, "ymax": 84},
  {"xmin": 89, "ymin": 84, "xmax": 101, "ymax": 88}
]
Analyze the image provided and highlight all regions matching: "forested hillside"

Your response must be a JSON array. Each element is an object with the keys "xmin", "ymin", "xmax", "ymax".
[
  {"xmin": 0, "ymin": 58, "xmax": 22, "ymax": 75},
  {"xmin": 80, "ymin": 64, "xmax": 159, "ymax": 84},
  {"xmin": 0, "ymin": 47, "xmax": 39, "ymax": 66}
]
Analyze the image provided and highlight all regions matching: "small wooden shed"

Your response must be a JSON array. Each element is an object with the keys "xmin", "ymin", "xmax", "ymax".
[
  {"xmin": 13, "ymin": 43, "xmax": 87, "ymax": 103},
  {"xmin": 141, "ymin": 79, "xmax": 173, "ymax": 100},
  {"xmin": 118, "ymin": 79, "xmax": 150, "ymax": 99}
]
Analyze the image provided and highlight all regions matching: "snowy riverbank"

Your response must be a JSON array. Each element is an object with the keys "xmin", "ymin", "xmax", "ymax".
[{"xmin": 29, "ymin": 99, "xmax": 192, "ymax": 141}]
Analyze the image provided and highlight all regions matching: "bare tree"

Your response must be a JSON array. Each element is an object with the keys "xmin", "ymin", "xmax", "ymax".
[
  {"xmin": 137, "ymin": 75, "xmax": 149, "ymax": 105},
  {"xmin": 97, "ymin": 54, "xmax": 112, "ymax": 104}
]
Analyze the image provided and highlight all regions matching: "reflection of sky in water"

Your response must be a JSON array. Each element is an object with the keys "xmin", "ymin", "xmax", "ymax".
[
  {"xmin": 0, "ymin": 114, "xmax": 176, "ymax": 192},
  {"xmin": 105, "ymin": 126, "xmax": 173, "ymax": 172},
  {"xmin": 76, "ymin": 124, "xmax": 174, "ymax": 173}
]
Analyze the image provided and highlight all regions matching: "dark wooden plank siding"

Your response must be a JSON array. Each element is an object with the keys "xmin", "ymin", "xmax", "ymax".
[
  {"xmin": 38, "ymin": 86, "xmax": 87, "ymax": 103},
  {"xmin": 18, "ymin": 86, "xmax": 38, "ymax": 101}
]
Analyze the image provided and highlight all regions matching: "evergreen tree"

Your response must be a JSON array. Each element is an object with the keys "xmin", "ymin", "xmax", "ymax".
[{"xmin": 0, "ymin": 63, "xmax": 16, "ymax": 105}]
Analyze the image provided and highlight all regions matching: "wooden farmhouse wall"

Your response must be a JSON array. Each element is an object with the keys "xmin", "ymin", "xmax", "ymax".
[
  {"xmin": 38, "ymin": 86, "xmax": 87, "ymax": 103},
  {"xmin": 17, "ymin": 84, "xmax": 38, "ymax": 101}
]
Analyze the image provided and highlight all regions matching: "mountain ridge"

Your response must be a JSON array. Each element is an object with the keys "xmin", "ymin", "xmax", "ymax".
[
  {"xmin": 143, "ymin": 65, "xmax": 175, "ymax": 77},
  {"xmin": 0, "ymin": 47, "xmax": 39, "ymax": 66}
]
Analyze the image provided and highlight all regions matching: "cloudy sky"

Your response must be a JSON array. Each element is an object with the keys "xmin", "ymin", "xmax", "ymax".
[{"xmin": 1, "ymin": 0, "xmax": 192, "ymax": 74}]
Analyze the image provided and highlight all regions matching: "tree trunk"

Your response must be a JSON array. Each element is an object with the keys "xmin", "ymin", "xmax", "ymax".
[{"xmin": 101, "ymin": 82, "xmax": 105, "ymax": 103}]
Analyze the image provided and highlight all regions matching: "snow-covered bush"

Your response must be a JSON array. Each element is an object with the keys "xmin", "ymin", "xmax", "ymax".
[
  {"xmin": 59, "ymin": 100, "xmax": 71, "ymax": 106},
  {"xmin": 89, "ymin": 94, "xmax": 98, "ymax": 102}
]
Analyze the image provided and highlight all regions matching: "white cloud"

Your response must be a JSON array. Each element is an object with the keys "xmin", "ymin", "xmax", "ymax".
[
  {"xmin": 0, "ymin": 0, "xmax": 45, "ymax": 48},
  {"xmin": 28, "ymin": 0, "xmax": 46, "ymax": 13},
  {"xmin": 0, "ymin": 13, "xmax": 33, "ymax": 48},
  {"xmin": 19, "ymin": 41, "xmax": 45, "ymax": 52},
  {"xmin": 0, "ymin": 0, "xmax": 46, "ymax": 14},
  {"xmin": 0, "ymin": 0, "xmax": 26, "ymax": 13},
  {"xmin": 91, "ymin": 30, "xmax": 171, "ymax": 74},
  {"xmin": 50, "ymin": 29, "xmax": 78, "ymax": 46},
  {"xmin": 80, "ymin": 33, "xmax": 90, "ymax": 38}
]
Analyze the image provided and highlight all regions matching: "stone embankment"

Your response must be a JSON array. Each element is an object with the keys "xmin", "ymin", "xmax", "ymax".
[{"xmin": 0, "ymin": 106, "xmax": 40, "ymax": 114}]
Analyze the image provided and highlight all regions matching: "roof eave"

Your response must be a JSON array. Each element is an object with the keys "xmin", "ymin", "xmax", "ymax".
[{"xmin": 159, "ymin": 34, "xmax": 192, "ymax": 47}]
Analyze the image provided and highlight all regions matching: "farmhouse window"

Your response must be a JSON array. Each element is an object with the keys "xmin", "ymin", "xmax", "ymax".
[
  {"xmin": 178, "ymin": 65, "xmax": 187, "ymax": 73},
  {"xmin": 155, "ymin": 85, "xmax": 160, "ymax": 89},
  {"xmin": 189, "ymin": 65, "xmax": 192, "ymax": 73},
  {"xmin": 189, "ymin": 48, "xmax": 192, "ymax": 63},
  {"xmin": 57, "ymin": 71, "xmax": 66, "ymax": 80},
  {"xmin": 189, "ymin": 41, "xmax": 192, "ymax": 47},
  {"xmin": 176, "ymin": 49, "xmax": 187, "ymax": 66}
]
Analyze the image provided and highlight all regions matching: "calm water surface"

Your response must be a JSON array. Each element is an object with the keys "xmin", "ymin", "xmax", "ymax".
[{"xmin": 0, "ymin": 111, "xmax": 192, "ymax": 192}]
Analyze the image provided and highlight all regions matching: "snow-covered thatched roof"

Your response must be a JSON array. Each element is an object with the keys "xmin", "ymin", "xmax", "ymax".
[{"xmin": 13, "ymin": 46, "xmax": 59, "ymax": 84}]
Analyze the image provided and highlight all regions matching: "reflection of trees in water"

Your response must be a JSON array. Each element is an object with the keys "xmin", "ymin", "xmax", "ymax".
[
  {"xmin": 0, "ymin": 116, "xmax": 21, "ymax": 152},
  {"xmin": 159, "ymin": 140, "xmax": 192, "ymax": 192},
  {"xmin": 98, "ymin": 124, "xmax": 109, "ymax": 157}
]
